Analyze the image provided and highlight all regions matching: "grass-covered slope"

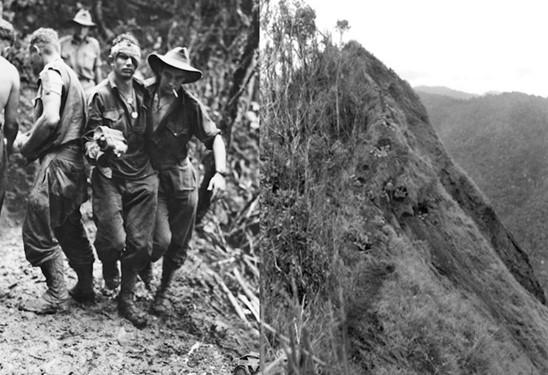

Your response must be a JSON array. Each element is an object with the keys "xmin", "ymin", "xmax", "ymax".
[
  {"xmin": 262, "ymin": 38, "xmax": 548, "ymax": 374},
  {"xmin": 418, "ymin": 91, "xmax": 548, "ymax": 291}
]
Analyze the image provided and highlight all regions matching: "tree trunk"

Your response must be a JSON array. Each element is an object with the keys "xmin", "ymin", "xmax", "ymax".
[
  {"xmin": 219, "ymin": 4, "xmax": 259, "ymax": 148},
  {"xmin": 196, "ymin": 4, "xmax": 259, "ymax": 224},
  {"xmin": 92, "ymin": 0, "xmax": 114, "ymax": 40}
]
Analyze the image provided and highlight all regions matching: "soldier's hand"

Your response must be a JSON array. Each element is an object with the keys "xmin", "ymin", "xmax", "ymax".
[
  {"xmin": 85, "ymin": 141, "xmax": 103, "ymax": 161},
  {"xmin": 12, "ymin": 132, "xmax": 29, "ymax": 153},
  {"xmin": 207, "ymin": 172, "xmax": 226, "ymax": 200}
]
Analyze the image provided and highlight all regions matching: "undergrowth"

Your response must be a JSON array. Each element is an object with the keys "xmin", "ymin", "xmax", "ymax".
[{"xmin": 260, "ymin": 1, "xmax": 536, "ymax": 374}]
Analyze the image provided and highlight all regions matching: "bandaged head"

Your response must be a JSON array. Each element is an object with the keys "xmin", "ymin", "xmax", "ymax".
[{"xmin": 109, "ymin": 33, "xmax": 141, "ymax": 67}]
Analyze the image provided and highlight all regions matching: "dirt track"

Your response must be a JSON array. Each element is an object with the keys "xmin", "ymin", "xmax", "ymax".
[{"xmin": 0, "ymin": 216, "xmax": 256, "ymax": 374}]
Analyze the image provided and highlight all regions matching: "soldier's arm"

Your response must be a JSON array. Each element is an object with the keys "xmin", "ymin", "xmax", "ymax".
[
  {"xmin": 20, "ymin": 69, "xmax": 62, "ymax": 158},
  {"xmin": 4, "ymin": 68, "xmax": 20, "ymax": 154},
  {"xmin": 85, "ymin": 92, "xmax": 103, "ymax": 135},
  {"xmin": 212, "ymin": 134, "xmax": 227, "ymax": 175},
  {"xmin": 191, "ymin": 98, "xmax": 227, "ymax": 197},
  {"xmin": 83, "ymin": 92, "xmax": 105, "ymax": 163}
]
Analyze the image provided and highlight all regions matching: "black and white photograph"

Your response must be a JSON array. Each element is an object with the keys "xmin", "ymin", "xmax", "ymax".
[
  {"xmin": 5, "ymin": 0, "xmax": 548, "ymax": 373},
  {"xmin": 262, "ymin": 0, "xmax": 548, "ymax": 373},
  {"xmin": 0, "ymin": 0, "xmax": 259, "ymax": 373}
]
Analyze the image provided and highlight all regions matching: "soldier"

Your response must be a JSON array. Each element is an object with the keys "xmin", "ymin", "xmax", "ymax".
[
  {"xmin": 60, "ymin": 9, "xmax": 102, "ymax": 94},
  {"xmin": 85, "ymin": 34, "xmax": 158, "ymax": 328},
  {"xmin": 0, "ymin": 19, "xmax": 19, "ymax": 214},
  {"xmin": 144, "ymin": 47, "xmax": 226, "ymax": 314},
  {"xmin": 15, "ymin": 28, "xmax": 94, "ymax": 313}
]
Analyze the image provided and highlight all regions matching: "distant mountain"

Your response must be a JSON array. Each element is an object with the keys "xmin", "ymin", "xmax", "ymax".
[
  {"xmin": 414, "ymin": 85, "xmax": 479, "ymax": 100},
  {"xmin": 419, "ymin": 90, "xmax": 548, "ymax": 290}
]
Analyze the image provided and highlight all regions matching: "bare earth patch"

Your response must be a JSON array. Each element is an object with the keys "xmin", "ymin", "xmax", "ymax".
[{"xmin": 0, "ymin": 222, "xmax": 257, "ymax": 374}]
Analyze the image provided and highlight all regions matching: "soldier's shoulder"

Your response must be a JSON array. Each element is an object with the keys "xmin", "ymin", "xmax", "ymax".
[
  {"xmin": 0, "ymin": 57, "xmax": 19, "ymax": 81},
  {"xmin": 87, "ymin": 36, "xmax": 101, "ymax": 49},
  {"xmin": 181, "ymin": 88, "xmax": 202, "ymax": 106},
  {"xmin": 0, "ymin": 56, "xmax": 18, "ymax": 73},
  {"xmin": 89, "ymin": 78, "xmax": 111, "ymax": 98},
  {"xmin": 59, "ymin": 35, "xmax": 72, "ymax": 45},
  {"xmin": 133, "ymin": 75, "xmax": 150, "ymax": 95},
  {"xmin": 143, "ymin": 76, "xmax": 157, "ymax": 90},
  {"xmin": 41, "ymin": 61, "xmax": 62, "ymax": 77}
]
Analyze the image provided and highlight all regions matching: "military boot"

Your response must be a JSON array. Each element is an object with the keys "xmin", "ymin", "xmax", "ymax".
[
  {"xmin": 151, "ymin": 258, "xmax": 178, "ymax": 316},
  {"xmin": 69, "ymin": 263, "xmax": 95, "ymax": 304},
  {"xmin": 118, "ymin": 264, "xmax": 148, "ymax": 329},
  {"xmin": 102, "ymin": 260, "xmax": 120, "ymax": 290},
  {"xmin": 20, "ymin": 255, "xmax": 69, "ymax": 314}
]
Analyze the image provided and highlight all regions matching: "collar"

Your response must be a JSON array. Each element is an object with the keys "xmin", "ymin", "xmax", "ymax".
[
  {"xmin": 107, "ymin": 72, "xmax": 148, "ymax": 107},
  {"xmin": 145, "ymin": 76, "xmax": 185, "ymax": 99},
  {"xmin": 71, "ymin": 34, "xmax": 89, "ymax": 44},
  {"xmin": 39, "ymin": 57, "xmax": 64, "ymax": 75},
  {"xmin": 107, "ymin": 71, "xmax": 145, "ymax": 91}
]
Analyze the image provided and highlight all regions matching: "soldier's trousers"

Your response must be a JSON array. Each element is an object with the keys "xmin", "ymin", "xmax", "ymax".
[
  {"xmin": 91, "ymin": 169, "xmax": 158, "ymax": 272},
  {"xmin": 151, "ymin": 160, "xmax": 198, "ymax": 268},
  {"xmin": 22, "ymin": 144, "xmax": 94, "ymax": 267},
  {"xmin": 0, "ymin": 137, "xmax": 6, "ymax": 215}
]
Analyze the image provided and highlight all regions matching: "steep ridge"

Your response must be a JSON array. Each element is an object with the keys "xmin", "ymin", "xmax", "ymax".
[
  {"xmin": 418, "ymin": 91, "xmax": 548, "ymax": 291},
  {"xmin": 340, "ymin": 43, "xmax": 548, "ymax": 372},
  {"xmin": 264, "ymin": 40, "xmax": 548, "ymax": 373}
]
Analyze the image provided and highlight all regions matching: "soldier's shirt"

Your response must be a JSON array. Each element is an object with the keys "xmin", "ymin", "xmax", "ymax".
[
  {"xmin": 60, "ymin": 34, "xmax": 101, "ymax": 84},
  {"xmin": 86, "ymin": 73, "xmax": 154, "ymax": 180},
  {"xmin": 33, "ymin": 67, "xmax": 63, "ymax": 122},
  {"xmin": 146, "ymin": 82, "xmax": 221, "ymax": 171}
]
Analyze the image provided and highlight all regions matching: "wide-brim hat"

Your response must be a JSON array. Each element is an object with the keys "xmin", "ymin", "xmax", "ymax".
[
  {"xmin": 72, "ymin": 9, "xmax": 96, "ymax": 27},
  {"xmin": 147, "ymin": 47, "xmax": 202, "ymax": 84}
]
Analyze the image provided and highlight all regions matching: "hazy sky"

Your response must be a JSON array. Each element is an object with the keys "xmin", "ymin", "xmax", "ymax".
[{"xmin": 306, "ymin": 0, "xmax": 548, "ymax": 97}]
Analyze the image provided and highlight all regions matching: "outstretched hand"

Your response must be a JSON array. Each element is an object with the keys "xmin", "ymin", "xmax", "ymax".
[
  {"xmin": 207, "ymin": 173, "xmax": 226, "ymax": 200},
  {"xmin": 12, "ymin": 132, "xmax": 29, "ymax": 154}
]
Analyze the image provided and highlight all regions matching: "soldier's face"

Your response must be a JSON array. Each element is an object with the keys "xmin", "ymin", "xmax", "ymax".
[
  {"xmin": 28, "ymin": 44, "xmax": 44, "ymax": 75},
  {"xmin": 159, "ymin": 66, "xmax": 187, "ymax": 95},
  {"xmin": 77, "ymin": 26, "xmax": 89, "ymax": 39},
  {"xmin": 112, "ymin": 53, "xmax": 136, "ymax": 80}
]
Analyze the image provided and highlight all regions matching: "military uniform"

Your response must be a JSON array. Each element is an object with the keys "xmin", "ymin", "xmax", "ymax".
[
  {"xmin": 86, "ymin": 72, "xmax": 158, "ymax": 273},
  {"xmin": 147, "ymin": 81, "xmax": 220, "ymax": 267},
  {"xmin": 0, "ymin": 134, "xmax": 6, "ymax": 214},
  {"xmin": 60, "ymin": 35, "xmax": 101, "ymax": 94},
  {"xmin": 141, "ymin": 46, "xmax": 226, "ymax": 315},
  {"xmin": 21, "ymin": 58, "xmax": 93, "ymax": 269}
]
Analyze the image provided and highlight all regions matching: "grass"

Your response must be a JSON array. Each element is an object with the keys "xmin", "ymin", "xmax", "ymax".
[{"xmin": 260, "ymin": 2, "xmax": 548, "ymax": 374}]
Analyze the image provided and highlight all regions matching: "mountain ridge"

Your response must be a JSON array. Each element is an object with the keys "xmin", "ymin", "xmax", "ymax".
[
  {"xmin": 264, "ymin": 36, "xmax": 548, "ymax": 373},
  {"xmin": 414, "ymin": 85, "xmax": 479, "ymax": 99},
  {"xmin": 418, "ymin": 90, "xmax": 548, "ymax": 292}
]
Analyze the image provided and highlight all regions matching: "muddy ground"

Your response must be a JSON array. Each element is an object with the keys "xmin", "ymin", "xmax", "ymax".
[{"xmin": 0, "ymin": 208, "xmax": 258, "ymax": 374}]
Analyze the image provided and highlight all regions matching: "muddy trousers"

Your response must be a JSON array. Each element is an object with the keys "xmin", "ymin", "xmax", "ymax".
[
  {"xmin": 0, "ymin": 136, "xmax": 7, "ymax": 215},
  {"xmin": 92, "ymin": 169, "xmax": 158, "ymax": 272},
  {"xmin": 151, "ymin": 163, "xmax": 198, "ymax": 268},
  {"xmin": 22, "ymin": 146, "xmax": 94, "ymax": 268}
]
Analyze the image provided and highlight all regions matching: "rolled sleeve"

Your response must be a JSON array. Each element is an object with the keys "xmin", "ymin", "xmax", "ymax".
[
  {"xmin": 82, "ymin": 92, "xmax": 104, "ymax": 164},
  {"xmin": 194, "ymin": 100, "xmax": 221, "ymax": 149},
  {"xmin": 85, "ymin": 92, "xmax": 104, "ymax": 139},
  {"xmin": 40, "ymin": 69, "xmax": 63, "ymax": 97}
]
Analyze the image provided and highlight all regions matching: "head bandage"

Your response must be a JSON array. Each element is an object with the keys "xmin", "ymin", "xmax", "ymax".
[{"xmin": 110, "ymin": 40, "xmax": 141, "ymax": 67}]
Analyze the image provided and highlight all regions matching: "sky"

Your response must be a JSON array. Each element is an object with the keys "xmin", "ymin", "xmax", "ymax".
[{"xmin": 305, "ymin": 0, "xmax": 548, "ymax": 97}]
